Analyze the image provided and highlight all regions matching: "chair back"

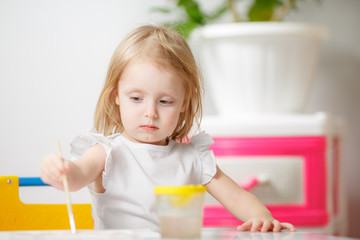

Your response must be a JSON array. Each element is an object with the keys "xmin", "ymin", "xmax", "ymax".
[{"xmin": 0, "ymin": 176, "xmax": 93, "ymax": 230}]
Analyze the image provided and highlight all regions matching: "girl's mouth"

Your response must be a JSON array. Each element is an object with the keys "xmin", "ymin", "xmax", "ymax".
[{"xmin": 140, "ymin": 125, "xmax": 159, "ymax": 131}]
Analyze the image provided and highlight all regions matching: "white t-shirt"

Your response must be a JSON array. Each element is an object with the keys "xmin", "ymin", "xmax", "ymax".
[{"xmin": 70, "ymin": 130, "xmax": 217, "ymax": 231}]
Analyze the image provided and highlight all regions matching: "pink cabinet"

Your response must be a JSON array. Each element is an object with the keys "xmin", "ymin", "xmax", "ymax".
[{"xmin": 201, "ymin": 113, "xmax": 346, "ymax": 235}]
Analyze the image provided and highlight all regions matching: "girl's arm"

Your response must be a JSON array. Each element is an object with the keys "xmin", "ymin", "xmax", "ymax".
[
  {"xmin": 205, "ymin": 166, "xmax": 296, "ymax": 232},
  {"xmin": 40, "ymin": 143, "xmax": 106, "ymax": 192}
]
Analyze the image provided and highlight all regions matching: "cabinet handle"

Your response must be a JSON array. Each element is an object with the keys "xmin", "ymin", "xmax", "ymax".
[{"xmin": 240, "ymin": 175, "xmax": 268, "ymax": 191}]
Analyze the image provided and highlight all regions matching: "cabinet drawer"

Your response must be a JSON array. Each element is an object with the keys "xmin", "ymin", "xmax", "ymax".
[{"xmin": 205, "ymin": 156, "xmax": 304, "ymax": 205}]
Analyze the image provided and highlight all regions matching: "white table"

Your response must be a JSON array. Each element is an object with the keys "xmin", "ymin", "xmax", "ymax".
[{"xmin": 0, "ymin": 228, "xmax": 357, "ymax": 240}]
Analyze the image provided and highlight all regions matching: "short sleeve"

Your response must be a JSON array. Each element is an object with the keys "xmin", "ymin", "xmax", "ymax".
[
  {"xmin": 70, "ymin": 128, "xmax": 118, "ymax": 189},
  {"xmin": 191, "ymin": 131, "xmax": 217, "ymax": 185}
]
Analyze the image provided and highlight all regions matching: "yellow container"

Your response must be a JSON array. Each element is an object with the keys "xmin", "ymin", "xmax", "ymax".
[{"xmin": 154, "ymin": 185, "xmax": 206, "ymax": 239}]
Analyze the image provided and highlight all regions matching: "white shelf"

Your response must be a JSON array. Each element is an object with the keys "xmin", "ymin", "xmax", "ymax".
[{"xmin": 201, "ymin": 112, "xmax": 343, "ymax": 137}]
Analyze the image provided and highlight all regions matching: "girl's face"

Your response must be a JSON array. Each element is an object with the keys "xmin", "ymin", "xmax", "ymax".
[{"xmin": 115, "ymin": 59, "xmax": 186, "ymax": 145}]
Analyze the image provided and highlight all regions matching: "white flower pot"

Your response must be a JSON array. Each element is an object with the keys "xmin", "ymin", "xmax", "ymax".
[{"xmin": 191, "ymin": 22, "xmax": 328, "ymax": 115}]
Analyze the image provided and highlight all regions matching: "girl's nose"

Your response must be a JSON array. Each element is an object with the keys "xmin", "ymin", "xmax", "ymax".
[{"xmin": 144, "ymin": 102, "xmax": 158, "ymax": 119}]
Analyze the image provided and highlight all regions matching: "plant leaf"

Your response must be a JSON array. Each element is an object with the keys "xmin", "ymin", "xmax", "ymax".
[
  {"xmin": 178, "ymin": 0, "xmax": 205, "ymax": 24},
  {"xmin": 248, "ymin": 0, "xmax": 280, "ymax": 21}
]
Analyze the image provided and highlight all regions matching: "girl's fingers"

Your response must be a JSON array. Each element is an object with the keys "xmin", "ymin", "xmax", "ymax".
[
  {"xmin": 41, "ymin": 154, "xmax": 69, "ymax": 184},
  {"xmin": 51, "ymin": 154, "xmax": 67, "ymax": 174},
  {"xmin": 238, "ymin": 220, "xmax": 269, "ymax": 232},
  {"xmin": 237, "ymin": 220, "xmax": 296, "ymax": 233},
  {"xmin": 280, "ymin": 222, "xmax": 296, "ymax": 232},
  {"xmin": 250, "ymin": 220, "xmax": 262, "ymax": 232},
  {"xmin": 272, "ymin": 220, "xmax": 282, "ymax": 232},
  {"xmin": 237, "ymin": 221, "xmax": 252, "ymax": 231},
  {"xmin": 63, "ymin": 160, "xmax": 70, "ymax": 172},
  {"xmin": 261, "ymin": 220, "xmax": 272, "ymax": 232},
  {"xmin": 47, "ymin": 158, "xmax": 63, "ymax": 181}
]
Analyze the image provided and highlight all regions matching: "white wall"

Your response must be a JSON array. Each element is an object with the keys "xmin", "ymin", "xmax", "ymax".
[
  {"xmin": 0, "ymin": 0, "xmax": 163, "ymax": 172},
  {"xmin": 0, "ymin": 0, "xmax": 359, "ymax": 238}
]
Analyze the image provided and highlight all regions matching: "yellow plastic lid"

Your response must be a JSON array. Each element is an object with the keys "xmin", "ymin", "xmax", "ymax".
[{"xmin": 154, "ymin": 185, "xmax": 206, "ymax": 195}]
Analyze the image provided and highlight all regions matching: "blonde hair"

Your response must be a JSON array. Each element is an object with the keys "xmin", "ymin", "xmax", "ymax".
[{"xmin": 94, "ymin": 25, "xmax": 203, "ymax": 141}]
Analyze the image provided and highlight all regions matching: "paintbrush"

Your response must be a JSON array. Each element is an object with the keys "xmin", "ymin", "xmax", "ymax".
[{"xmin": 56, "ymin": 140, "xmax": 77, "ymax": 234}]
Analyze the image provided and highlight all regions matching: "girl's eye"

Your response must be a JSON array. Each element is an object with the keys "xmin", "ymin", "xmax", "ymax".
[
  {"xmin": 159, "ymin": 99, "xmax": 172, "ymax": 105},
  {"xmin": 130, "ymin": 97, "xmax": 142, "ymax": 102}
]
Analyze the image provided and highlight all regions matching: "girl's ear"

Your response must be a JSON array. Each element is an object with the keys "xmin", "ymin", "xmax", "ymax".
[{"xmin": 114, "ymin": 88, "xmax": 120, "ymax": 105}]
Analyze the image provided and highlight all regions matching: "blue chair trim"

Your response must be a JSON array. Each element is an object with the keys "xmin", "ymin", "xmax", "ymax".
[{"xmin": 18, "ymin": 177, "xmax": 49, "ymax": 186}]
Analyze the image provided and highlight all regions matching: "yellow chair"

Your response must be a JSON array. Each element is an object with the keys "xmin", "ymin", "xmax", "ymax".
[{"xmin": 0, "ymin": 176, "xmax": 94, "ymax": 231}]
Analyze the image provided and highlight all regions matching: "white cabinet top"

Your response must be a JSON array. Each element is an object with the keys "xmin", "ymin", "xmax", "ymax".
[{"xmin": 201, "ymin": 112, "xmax": 344, "ymax": 137}]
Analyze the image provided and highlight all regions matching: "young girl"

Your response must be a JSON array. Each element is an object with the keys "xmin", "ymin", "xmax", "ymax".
[{"xmin": 41, "ymin": 25, "xmax": 295, "ymax": 232}]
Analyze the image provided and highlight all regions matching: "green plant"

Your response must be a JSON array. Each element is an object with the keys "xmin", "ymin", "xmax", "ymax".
[{"xmin": 152, "ymin": 0, "xmax": 300, "ymax": 39}]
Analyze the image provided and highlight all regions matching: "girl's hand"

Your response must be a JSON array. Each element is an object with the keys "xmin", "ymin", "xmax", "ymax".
[
  {"xmin": 237, "ymin": 218, "xmax": 296, "ymax": 232},
  {"xmin": 40, "ymin": 153, "xmax": 70, "ymax": 190}
]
